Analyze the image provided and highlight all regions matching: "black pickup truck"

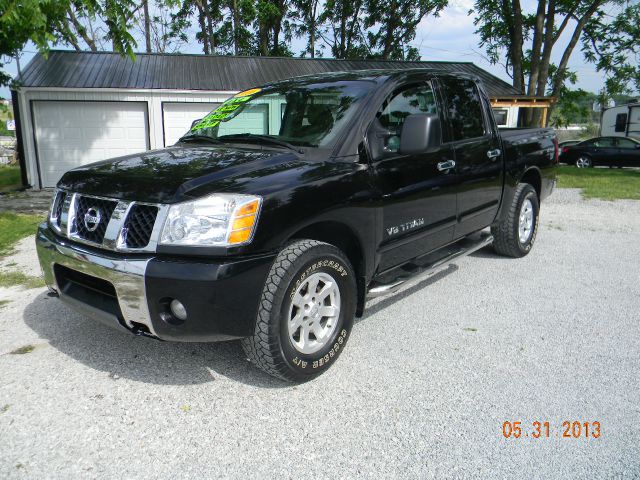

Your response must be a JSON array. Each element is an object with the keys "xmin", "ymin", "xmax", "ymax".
[{"xmin": 36, "ymin": 69, "xmax": 557, "ymax": 381}]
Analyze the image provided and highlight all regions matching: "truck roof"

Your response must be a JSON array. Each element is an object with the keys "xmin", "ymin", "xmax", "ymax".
[{"xmin": 262, "ymin": 68, "xmax": 480, "ymax": 88}]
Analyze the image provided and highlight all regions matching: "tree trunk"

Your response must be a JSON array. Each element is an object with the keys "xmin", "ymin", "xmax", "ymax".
[
  {"xmin": 550, "ymin": 1, "xmax": 603, "ymax": 100},
  {"xmin": 309, "ymin": 1, "xmax": 317, "ymax": 58},
  {"xmin": 510, "ymin": 0, "xmax": 525, "ymax": 93},
  {"xmin": 143, "ymin": 0, "xmax": 152, "ymax": 53},
  {"xmin": 531, "ymin": 0, "xmax": 556, "ymax": 126},
  {"xmin": 526, "ymin": 0, "xmax": 546, "ymax": 96},
  {"xmin": 195, "ymin": 4, "xmax": 210, "ymax": 54},
  {"xmin": 231, "ymin": 0, "xmax": 240, "ymax": 55},
  {"xmin": 68, "ymin": 8, "xmax": 98, "ymax": 51}
]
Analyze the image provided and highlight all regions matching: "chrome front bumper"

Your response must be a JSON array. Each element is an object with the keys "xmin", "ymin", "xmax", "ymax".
[{"xmin": 36, "ymin": 224, "xmax": 158, "ymax": 336}]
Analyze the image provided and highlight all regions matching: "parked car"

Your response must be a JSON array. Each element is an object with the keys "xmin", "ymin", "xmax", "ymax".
[
  {"xmin": 36, "ymin": 69, "xmax": 557, "ymax": 382},
  {"xmin": 561, "ymin": 136, "xmax": 640, "ymax": 168}
]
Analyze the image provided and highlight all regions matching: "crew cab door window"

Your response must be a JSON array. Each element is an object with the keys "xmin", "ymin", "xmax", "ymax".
[
  {"xmin": 374, "ymin": 84, "xmax": 438, "ymax": 154},
  {"xmin": 439, "ymin": 78, "xmax": 486, "ymax": 141}
]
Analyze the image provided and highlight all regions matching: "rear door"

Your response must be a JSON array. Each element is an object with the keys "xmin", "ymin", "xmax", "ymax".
[
  {"xmin": 371, "ymin": 81, "xmax": 457, "ymax": 271},
  {"xmin": 438, "ymin": 77, "xmax": 503, "ymax": 238},
  {"xmin": 615, "ymin": 137, "xmax": 640, "ymax": 167}
]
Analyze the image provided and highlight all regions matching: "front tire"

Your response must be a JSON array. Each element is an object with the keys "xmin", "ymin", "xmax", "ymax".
[
  {"xmin": 241, "ymin": 239, "xmax": 356, "ymax": 382},
  {"xmin": 491, "ymin": 183, "xmax": 540, "ymax": 258}
]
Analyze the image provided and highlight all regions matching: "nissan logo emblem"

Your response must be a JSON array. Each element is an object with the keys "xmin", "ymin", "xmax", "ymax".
[{"xmin": 84, "ymin": 207, "xmax": 102, "ymax": 232}]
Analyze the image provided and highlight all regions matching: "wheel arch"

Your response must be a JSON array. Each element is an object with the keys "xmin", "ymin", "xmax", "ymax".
[
  {"xmin": 287, "ymin": 221, "xmax": 367, "ymax": 317},
  {"xmin": 519, "ymin": 167, "xmax": 542, "ymax": 200}
]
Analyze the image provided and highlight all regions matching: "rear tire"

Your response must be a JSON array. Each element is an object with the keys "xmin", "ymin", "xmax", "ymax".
[
  {"xmin": 575, "ymin": 156, "xmax": 592, "ymax": 168},
  {"xmin": 491, "ymin": 183, "xmax": 539, "ymax": 258},
  {"xmin": 241, "ymin": 239, "xmax": 356, "ymax": 382}
]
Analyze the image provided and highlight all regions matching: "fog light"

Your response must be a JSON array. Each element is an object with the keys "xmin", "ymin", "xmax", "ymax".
[{"xmin": 170, "ymin": 299, "xmax": 188, "ymax": 321}]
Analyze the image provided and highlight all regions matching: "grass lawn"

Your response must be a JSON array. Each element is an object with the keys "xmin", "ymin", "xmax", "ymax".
[
  {"xmin": 556, "ymin": 166, "xmax": 640, "ymax": 201},
  {"xmin": 0, "ymin": 212, "xmax": 42, "ymax": 256},
  {"xmin": 0, "ymin": 165, "xmax": 21, "ymax": 192},
  {"xmin": 0, "ymin": 212, "xmax": 45, "ymax": 289}
]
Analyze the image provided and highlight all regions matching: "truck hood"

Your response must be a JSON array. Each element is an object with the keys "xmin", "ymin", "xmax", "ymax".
[{"xmin": 57, "ymin": 145, "xmax": 306, "ymax": 203}]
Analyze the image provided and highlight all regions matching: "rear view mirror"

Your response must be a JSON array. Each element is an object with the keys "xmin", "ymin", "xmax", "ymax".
[
  {"xmin": 190, "ymin": 118, "xmax": 203, "ymax": 129},
  {"xmin": 400, "ymin": 114, "xmax": 442, "ymax": 154}
]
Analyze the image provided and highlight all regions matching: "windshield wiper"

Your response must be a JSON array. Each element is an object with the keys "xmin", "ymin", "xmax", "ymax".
[
  {"xmin": 177, "ymin": 135, "xmax": 222, "ymax": 145},
  {"xmin": 217, "ymin": 134, "xmax": 307, "ymax": 153}
]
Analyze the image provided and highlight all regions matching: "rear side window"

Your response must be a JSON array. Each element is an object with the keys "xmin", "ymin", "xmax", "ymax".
[
  {"xmin": 617, "ymin": 138, "xmax": 636, "ymax": 149},
  {"xmin": 440, "ymin": 78, "xmax": 486, "ymax": 141},
  {"xmin": 615, "ymin": 113, "xmax": 627, "ymax": 133}
]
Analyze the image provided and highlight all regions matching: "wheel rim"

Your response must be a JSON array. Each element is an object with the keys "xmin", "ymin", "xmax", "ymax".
[
  {"xmin": 288, "ymin": 272, "xmax": 341, "ymax": 355},
  {"xmin": 518, "ymin": 198, "xmax": 534, "ymax": 244},
  {"xmin": 576, "ymin": 157, "xmax": 590, "ymax": 168}
]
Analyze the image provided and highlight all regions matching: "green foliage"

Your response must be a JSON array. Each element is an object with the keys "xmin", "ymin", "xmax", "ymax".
[
  {"xmin": 582, "ymin": 2, "xmax": 640, "ymax": 95},
  {"xmin": 549, "ymin": 88, "xmax": 591, "ymax": 127},
  {"xmin": 364, "ymin": 0, "xmax": 446, "ymax": 60},
  {"xmin": 0, "ymin": 0, "xmax": 138, "ymax": 86},
  {"xmin": 471, "ymin": 0, "xmax": 640, "ymax": 108}
]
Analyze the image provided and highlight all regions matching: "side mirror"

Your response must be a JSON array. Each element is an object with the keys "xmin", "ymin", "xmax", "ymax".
[
  {"xmin": 190, "ymin": 118, "xmax": 203, "ymax": 129},
  {"xmin": 635, "ymin": 143, "xmax": 640, "ymax": 149},
  {"xmin": 399, "ymin": 114, "xmax": 442, "ymax": 154}
]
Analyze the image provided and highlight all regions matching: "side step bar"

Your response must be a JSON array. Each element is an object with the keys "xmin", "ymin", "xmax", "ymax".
[{"xmin": 367, "ymin": 233, "xmax": 494, "ymax": 298}]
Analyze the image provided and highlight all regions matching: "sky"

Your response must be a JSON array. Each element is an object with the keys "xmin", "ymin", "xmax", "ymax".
[{"xmin": 0, "ymin": 0, "xmax": 630, "ymax": 100}]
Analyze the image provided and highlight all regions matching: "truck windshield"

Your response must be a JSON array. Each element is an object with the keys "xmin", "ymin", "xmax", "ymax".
[{"xmin": 179, "ymin": 80, "xmax": 374, "ymax": 148}]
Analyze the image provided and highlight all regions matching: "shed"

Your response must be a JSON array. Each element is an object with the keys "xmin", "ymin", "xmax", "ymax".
[{"xmin": 12, "ymin": 51, "xmax": 547, "ymax": 189}]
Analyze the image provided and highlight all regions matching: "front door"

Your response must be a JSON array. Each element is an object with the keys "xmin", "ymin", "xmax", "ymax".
[
  {"xmin": 438, "ymin": 77, "xmax": 503, "ymax": 238},
  {"xmin": 591, "ymin": 137, "xmax": 618, "ymax": 166},
  {"xmin": 370, "ymin": 82, "xmax": 457, "ymax": 272}
]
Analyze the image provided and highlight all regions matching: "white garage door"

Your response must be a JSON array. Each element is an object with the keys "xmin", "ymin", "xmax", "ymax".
[
  {"xmin": 162, "ymin": 103, "xmax": 220, "ymax": 147},
  {"xmin": 33, "ymin": 101, "xmax": 149, "ymax": 187}
]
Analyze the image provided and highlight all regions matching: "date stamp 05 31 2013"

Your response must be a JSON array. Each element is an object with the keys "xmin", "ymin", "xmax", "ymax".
[{"xmin": 502, "ymin": 421, "xmax": 601, "ymax": 439}]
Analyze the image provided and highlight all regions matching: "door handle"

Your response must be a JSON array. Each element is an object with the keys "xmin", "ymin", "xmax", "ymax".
[
  {"xmin": 437, "ymin": 160, "xmax": 456, "ymax": 171},
  {"xmin": 487, "ymin": 148, "xmax": 502, "ymax": 159}
]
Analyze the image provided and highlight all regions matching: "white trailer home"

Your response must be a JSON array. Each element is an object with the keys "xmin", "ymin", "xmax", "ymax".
[{"xmin": 601, "ymin": 102, "xmax": 640, "ymax": 138}]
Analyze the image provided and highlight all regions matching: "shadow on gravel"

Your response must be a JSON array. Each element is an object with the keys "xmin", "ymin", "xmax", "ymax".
[
  {"xmin": 357, "ymin": 264, "xmax": 459, "ymax": 323},
  {"xmin": 469, "ymin": 245, "xmax": 516, "ymax": 260},
  {"xmin": 23, "ymin": 292, "xmax": 288, "ymax": 389}
]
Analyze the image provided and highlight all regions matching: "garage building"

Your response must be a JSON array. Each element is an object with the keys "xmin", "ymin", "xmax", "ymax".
[{"xmin": 12, "ymin": 51, "xmax": 547, "ymax": 189}]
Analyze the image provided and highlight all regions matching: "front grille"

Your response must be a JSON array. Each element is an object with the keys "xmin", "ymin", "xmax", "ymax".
[
  {"xmin": 54, "ymin": 191, "xmax": 67, "ymax": 228},
  {"xmin": 74, "ymin": 196, "xmax": 118, "ymax": 244},
  {"xmin": 123, "ymin": 204, "xmax": 158, "ymax": 248}
]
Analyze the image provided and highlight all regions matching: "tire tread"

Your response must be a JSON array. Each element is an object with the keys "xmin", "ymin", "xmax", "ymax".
[{"xmin": 241, "ymin": 239, "xmax": 335, "ymax": 381}]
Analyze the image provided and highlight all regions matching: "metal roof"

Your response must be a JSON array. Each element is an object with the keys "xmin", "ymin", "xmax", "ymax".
[{"xmin": 17, "ymin": 50, "xmax": 521, "ymax": 97}]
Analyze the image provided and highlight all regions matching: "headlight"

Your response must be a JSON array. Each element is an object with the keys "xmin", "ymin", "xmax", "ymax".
[{"xmin": 160, "ymin": 194, "xmax": 262, "ymax": 246}]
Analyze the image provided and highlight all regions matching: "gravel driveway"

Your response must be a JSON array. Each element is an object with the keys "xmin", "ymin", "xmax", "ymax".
[{"xmin": 1, "ymin": 189, "xmax": 639, "ymax": 479}]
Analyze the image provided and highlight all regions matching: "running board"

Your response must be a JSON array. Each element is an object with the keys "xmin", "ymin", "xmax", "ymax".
[{"xmin": 367, "ymin": 233, "xmax": 493, "ymax": 298}]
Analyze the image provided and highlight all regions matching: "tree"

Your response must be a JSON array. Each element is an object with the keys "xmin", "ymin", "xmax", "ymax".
[
  {"xmin": 291, "ymin": 0, "xmax": 322, "ymax": 57},
  {"xmin": 0, "ymin": 0, "xmax": 65, "ymax": 85},
  {"xmin": 1, "ymin": 0, "xmax": 138, "ymax": 87},
  {"xmin": 472, "ymin": 0, "xmax": 640, "ymax": 125},
  {"xmin": 254, "ymin": 0, "xmax": 292, "ymax": 56},
  {"xmin": 364, "ymin": 0, "xmax": 447, "ymax": 60},
  {"xmin": 318, "ymin": 0, "xmax": 367, "ymax": 59}
]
